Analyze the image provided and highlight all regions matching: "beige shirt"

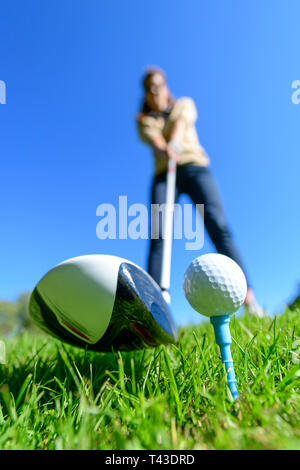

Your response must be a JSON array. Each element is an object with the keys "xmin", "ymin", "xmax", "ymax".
[{"xmin": 137, "ymin": 97, "xmax": 210, "ymax": 175}]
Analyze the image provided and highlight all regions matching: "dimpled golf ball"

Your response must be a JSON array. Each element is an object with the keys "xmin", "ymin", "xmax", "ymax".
[{"xmin": 183, "ymin": 253, "xmax": 247, "ymax": 317}]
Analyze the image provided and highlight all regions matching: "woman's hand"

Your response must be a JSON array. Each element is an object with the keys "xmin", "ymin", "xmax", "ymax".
[
  {"xmin": 150, "ymin": 132, "xmax": 181, "ymax": 163},
  {"xmin": 166, "ymin": 144, "xmax": 181, "ymax": 163},
  {"xmin": 154, "ymin": 148, "xmax": 167, "ymax": 160}
]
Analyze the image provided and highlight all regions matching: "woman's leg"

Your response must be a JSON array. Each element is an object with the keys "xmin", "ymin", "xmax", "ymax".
[{"xmin": 179, "ymin": 165, "xmax": 251, "ymax": 285}]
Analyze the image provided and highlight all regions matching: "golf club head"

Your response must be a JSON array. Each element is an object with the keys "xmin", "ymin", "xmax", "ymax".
[{"xmin": 29, "ymin": 255, "xmax": 177, "ymax": 351}]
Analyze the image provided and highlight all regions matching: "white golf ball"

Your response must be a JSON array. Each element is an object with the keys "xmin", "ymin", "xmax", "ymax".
[{"xmin": 183, "ymin": 253, "xmax": 247, "ymax": 317}]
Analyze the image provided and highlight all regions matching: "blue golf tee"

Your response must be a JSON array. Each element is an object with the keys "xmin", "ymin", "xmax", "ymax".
[{"xmin": 210, "ymin": 315, "xmax": 239, "ymax": 400}]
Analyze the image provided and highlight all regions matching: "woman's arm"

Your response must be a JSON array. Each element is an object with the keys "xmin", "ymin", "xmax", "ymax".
[
  {"xmin": 152, "ymin": 133, "xmax": 181, "ymax": 163},
  {"xmin": 137, "ymin": 113, "xmax": 184, "ymax": 162},
  {"xmin": 137, "ymin": 113, "xmax": 168, "ymax": 159},
  {"xmin": 151, "ymin": 134, "xmax": 168, "ymax": 154},
  {"xmin": 169, "ymin": 118, "xmax": 185, "ymax": 145}
]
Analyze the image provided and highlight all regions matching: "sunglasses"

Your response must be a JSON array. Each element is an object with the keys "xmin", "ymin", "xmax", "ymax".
[{"xmin": 145, "ymin": 81, "xmax": 166, "ymax": 93}]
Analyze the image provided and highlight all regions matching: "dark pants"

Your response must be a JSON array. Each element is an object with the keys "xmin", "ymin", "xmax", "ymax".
[{"xmin": 147, "ymin": 164, "xmax": 250, "ymax": 286}]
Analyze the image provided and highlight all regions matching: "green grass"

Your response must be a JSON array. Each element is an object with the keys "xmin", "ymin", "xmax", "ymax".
[{"xmin": 0, "ymin": 308, "xmax": 299, "ymax": 450}]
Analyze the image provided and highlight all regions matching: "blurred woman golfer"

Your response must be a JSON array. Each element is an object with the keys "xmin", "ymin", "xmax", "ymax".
[{"xmin": 137, "ymin": 67, "xmax": 263, "ymax": 316}]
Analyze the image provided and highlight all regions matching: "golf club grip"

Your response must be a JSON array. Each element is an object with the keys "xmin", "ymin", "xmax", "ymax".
[{"xmin": 160, "ymin": 158, "xmax": 177, "ymax": 296}]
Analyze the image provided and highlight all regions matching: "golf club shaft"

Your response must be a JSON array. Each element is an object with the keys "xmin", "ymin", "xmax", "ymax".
[{"xmin": 160, "ymin": 158, "xmax": 177, "ymax": 304}]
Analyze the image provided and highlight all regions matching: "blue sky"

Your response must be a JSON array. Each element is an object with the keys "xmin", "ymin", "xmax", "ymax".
[{"xmin": 0, "ymin": 0, "xmax": 299, "ymax": 326}]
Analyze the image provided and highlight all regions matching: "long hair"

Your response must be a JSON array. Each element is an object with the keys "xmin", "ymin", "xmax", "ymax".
[{"xmin": 139, "ymin": 67, "xmax": 176, "ymax": 116}]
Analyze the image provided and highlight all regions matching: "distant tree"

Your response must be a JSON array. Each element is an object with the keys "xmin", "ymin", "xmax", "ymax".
[
  {"xmin": 0, "ymin": 291, "xmax": 34, "ymax": 338},
  {"xmin": 288, "ymin": 283, "xmax": 300, "ymax": 311},
  {"xmin": 9, "ymin": 292, "xmax": 32, "ymax": 337}
]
